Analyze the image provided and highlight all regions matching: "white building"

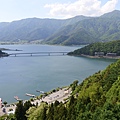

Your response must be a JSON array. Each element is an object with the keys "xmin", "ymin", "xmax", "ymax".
[{"xmin": 0, "ymin": 98, "xmax": 2, "ymax": 108}]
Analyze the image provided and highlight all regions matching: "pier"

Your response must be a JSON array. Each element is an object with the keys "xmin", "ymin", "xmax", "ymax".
[
  {"xmin": 8, "ymin": 52, "xmax": 68, "ymax": 57},
  {"xmin": 36, "ymin": 90, "xmax": 44, "ymax": 93},
  {"xmin": 14, "ymin": 96, "xmax": 23, "ymax": 101},
  {"xmin": 26, "ymin": 93, "xmax": 35, "ymax": 97}
]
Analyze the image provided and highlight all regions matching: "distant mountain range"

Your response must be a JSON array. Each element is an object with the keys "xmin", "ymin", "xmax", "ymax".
[{"xmin": 0, "ymin": 10, "xmax": 120, "ymax": 45}]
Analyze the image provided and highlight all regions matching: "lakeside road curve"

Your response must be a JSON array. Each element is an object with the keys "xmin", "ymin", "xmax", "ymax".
[{"xmin": 0, "ymin": 87, "xmax": 71, "ymax": 116}]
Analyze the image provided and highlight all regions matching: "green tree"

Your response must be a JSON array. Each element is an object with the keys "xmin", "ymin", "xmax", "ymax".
[
  {"xmin": 54, "ymin": 103, "xmax": 67, "ymax": 120},
  {"xmin": 15, "ymin": 101, "xmax": 25, "ymax": 120},
  {"xmin": 26, "ymin": 103, "xmax": 47, "ymax": 120},
  {"xmin": 70, "ymin": 80, "xmax": 79, "ymax": 91},
  {"xmin": 3, "ymin": 101, "xmax": 7, "ymax": 107},
  {"xmin": 47, "ymin": 103, "xmax": 54, "ymax": 120},
  {"xmin": 67, "ymin": 95, "xmax": 76, "ymax": 120}
]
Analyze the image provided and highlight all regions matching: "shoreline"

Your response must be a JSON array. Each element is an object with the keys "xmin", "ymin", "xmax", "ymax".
[
  {"xmin": 71, "ymin": 54, "xmax": 120, "ymax": 60},
  {"xmin": 0, "ymin": 87, "xmax": 71, "ymax": 116},
  {"xmin": 0, "ymin": 42, "xmax": 86, "ymax": 47}
]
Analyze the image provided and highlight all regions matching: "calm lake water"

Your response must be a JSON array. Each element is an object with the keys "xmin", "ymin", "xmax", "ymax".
[{"xmin": 0, "ymin": 44, "xmax": 116, "ymax": 103}]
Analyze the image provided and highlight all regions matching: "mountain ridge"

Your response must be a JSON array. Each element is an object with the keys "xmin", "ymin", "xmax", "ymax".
[
  {"xmin": 44, "ymin": 10, "xmax": 120, "ymax": 45},
  {"xmin": 0, "ymin": 10, "xmax": 120, "ymax": 45}
]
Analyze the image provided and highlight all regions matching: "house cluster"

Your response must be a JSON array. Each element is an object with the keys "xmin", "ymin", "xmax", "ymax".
[{"xmin": 95, "ymin": 52, "xmax": 117, "ymax": 57}]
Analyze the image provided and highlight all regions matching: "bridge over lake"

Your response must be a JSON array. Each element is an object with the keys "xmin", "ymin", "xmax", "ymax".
[{"xmin": 8, "ymin": 52, "xmax": 69, "ymax": 57}]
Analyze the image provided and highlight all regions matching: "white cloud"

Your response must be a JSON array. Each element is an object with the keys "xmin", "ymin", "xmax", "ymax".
[
  {"xmin": 44, "ymin": 0, "xmax": 118, "ymax": 18},
  {"xmin": 101, "ymin": 0, "xmax": 118, "ymax": 14}
]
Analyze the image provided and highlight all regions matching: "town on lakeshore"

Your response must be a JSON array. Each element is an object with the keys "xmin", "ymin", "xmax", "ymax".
[{"xmin": 0, "ymin": 87, "xmax": 71, "ymax": 116}]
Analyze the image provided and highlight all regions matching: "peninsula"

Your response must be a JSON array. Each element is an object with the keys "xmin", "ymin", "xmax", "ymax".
[
  {"xmin": 0, "ymin": 50, "xmax": 9, "ymax": 57},
  {"xmin": 68, "ymin": 40, "xmax": 120, "ymax": 59},
  {"xmin": 0, "ymin": 48, "xmax": 22, "ymax": 57}
]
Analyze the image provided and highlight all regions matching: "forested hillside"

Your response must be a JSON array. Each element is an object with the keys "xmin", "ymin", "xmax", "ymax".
[
  {"xmin": 68, "ymin": 40, "xmax": 120, "ymax": 56},
  {"xmin": 0, "ymin": 16, "xmax": 89, "ymax": 42},
  {"xmin": 1, "ymin": 58, "xmax": 120, "ymax": 120},
  {"xmin": 44, "ymin": 10, "xmax": 120, "ymax": 45},
  {"xmin": 25, "ymin": 59, "xmax": 120, "ymax": 120},
  {"xmin": 0, "ymin": 18, "xmax": 64, "ymax": 42},
  {"xmin": 0, "ymin": 10, "xmax": 120, "ymax": 45}
]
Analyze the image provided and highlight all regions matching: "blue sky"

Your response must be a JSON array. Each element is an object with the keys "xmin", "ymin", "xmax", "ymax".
[{"xmin": 0, "ymin": 0, "xmax": 119, "ymax": 22}]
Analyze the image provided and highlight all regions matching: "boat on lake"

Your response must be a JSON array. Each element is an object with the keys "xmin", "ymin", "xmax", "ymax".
[
  {"xmin": 36, "ymin": 90, "xmax": 44, "ymax": 93},
  {"xmin": 26, "ymin": 93, "xmax": 35, "ymax": 97}
]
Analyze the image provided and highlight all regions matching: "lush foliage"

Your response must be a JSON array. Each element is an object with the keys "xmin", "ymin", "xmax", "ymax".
[
  {"xmin": 0, "ymin": 10, "xmax": 120, "ymax": 45},
  {"xmin": 45, "ymin": 10, "xmax": 120, "ymax": 45},
  {"xmin": 0, "ymin": 15, "xmax": 88, "ymax": 42},
  {"xmin": 1, "ymin": 58, "xmax": 120, "ymax": 120},
  {"xmin": 25, "ymin": 59, "xmax": 120, "ymax": 120},
  {"xmin": 68, "ymin": 40, "xmax": 120, "ymax": 56}
]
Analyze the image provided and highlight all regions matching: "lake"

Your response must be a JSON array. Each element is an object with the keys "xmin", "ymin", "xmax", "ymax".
[{"xmin": 0, "ymin": 44, "xmax": 116, "ymax": 103}]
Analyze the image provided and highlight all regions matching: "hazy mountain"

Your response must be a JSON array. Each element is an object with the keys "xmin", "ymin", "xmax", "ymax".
[
  {"xmin": 44, "ymin": 10, "xmax": 120, "ymax": 45},
  {"xmin": 0, "ymin": 10, "xmax": 120, "ymax": 45},
  {"xmin": 0, "ymin": 18, "xmax": 63, "ymax": 41},
  {"xmin": 0, "ymin": 15, "xmax": 89, "ymax": 42}
]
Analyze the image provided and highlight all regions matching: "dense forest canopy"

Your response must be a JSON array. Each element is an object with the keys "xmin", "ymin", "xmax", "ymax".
[
  {"xmin": 1, "ymin": 57, "xmax": 120, "ymax": 119},
  {"xmin": 68, "ymin": 40, "xmax": 120, "ymax": 56}
]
